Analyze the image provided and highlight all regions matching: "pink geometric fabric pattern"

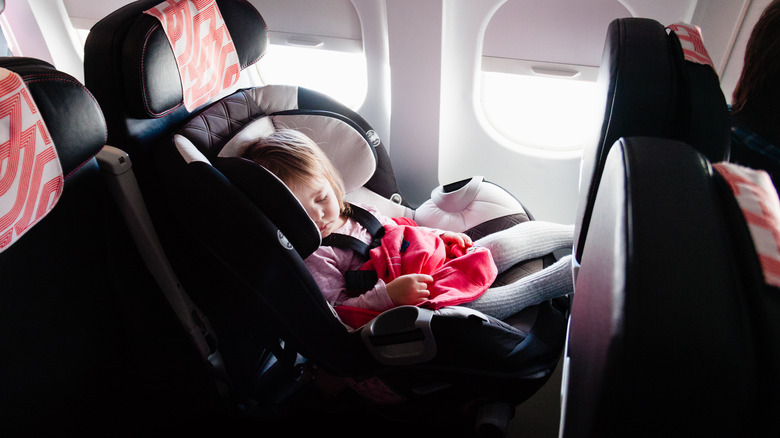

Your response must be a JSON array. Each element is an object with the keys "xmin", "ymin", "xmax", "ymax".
[
  {"xmin": 0, "ymin": 67, "xmax": 62, "ymax": 253},
  {"xmin": 145, "ymin": 0, "xmax": 241, "ymax": 111},
  {"xmin": 667, "ymin": 22, "xmax": 715, "ymax": 69},
  {"xmin": 713, "ymin": 162, "xmax": 780, "ymax": 288}
]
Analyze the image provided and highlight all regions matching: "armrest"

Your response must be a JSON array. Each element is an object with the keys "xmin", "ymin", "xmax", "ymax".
[
  {"xmin": 361, "ymin": 306, "xmax": 436, "ymax": 366},
  {"xmin": 414, "ymin": 176, "xmax": 528, "ymax": 232}
]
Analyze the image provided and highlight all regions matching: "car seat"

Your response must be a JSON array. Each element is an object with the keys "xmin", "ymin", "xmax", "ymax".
[
  {"xmin": 561, "ymin": 136, "xmax": 778, "ymax": 436},
  {"xmin": 0, "ymin": 57, "xmax": 235, "ymax": 434},
  {"xmin": 573, "ymin": 18, "xmax": 731, "ymax": 278},
  {"xmin": 83, "ymin": 0, "xmax": 570, "ymax": 433}
]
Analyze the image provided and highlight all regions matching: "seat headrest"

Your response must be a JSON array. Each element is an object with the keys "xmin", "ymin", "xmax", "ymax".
[
  {"xmin": 0, "ymin": 58, "xmax": 106, "ymax": 252},
  {"xmin": 96, "ymin": 0, "xmax": 268, "ymax": 119},
  {"xmin": 665, "ymin": 22, "xmax": 729, "ymax": 163},
  {"xmin": 0, "ymin": 58, "xmax": 106, "ymax": 177}
]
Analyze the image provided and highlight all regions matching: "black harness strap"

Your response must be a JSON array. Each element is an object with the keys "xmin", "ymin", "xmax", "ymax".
[
  {"xmin": 321, "ymin": 204, "xmax": 385, "ymax": 255},
  {"xmin": 321, "ymin": 204, "xmax": 386, "ymax": 294},
  {"xmin": 321, "ymin": 233, "xmax": 374, "ymax": 259},
  {"xmin": 346, "ymin": 203, "xmax": 386, "ymax": 237}
]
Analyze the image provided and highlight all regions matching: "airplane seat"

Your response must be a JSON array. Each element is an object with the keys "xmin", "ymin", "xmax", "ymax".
[
  {"xmin": 0, "ymin": 57, "xmax": 227, "ymax": 434},
  {"xmin": 561, "ymin": 136, "xmax": 778, "ymax": 436},
  {"xmin": 83, "ymin": 0, "xmax": 570, "ymax": 431},
  {"xmin": 573, "ymin": 18, "xmax": 730, "ymax": 277}
]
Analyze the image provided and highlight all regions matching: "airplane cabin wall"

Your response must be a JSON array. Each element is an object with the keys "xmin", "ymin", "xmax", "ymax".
[
  {"xmin": 439, "ymin": 0, "xmax": 582, "ymax": 224},
  {"xmin": 351, "ymin": 0, "xmax": 391, "ymax": 151},
  {"xmin": 3, "ymin": 1, "xmax": 58, "ymax": 71},
  {"xmin": 383, "ymin": 0, "xmax": 444, "ymax": 209},
  {"xmin": 431, "ymin": 0, "xmax": 762, "ymax": 223}
]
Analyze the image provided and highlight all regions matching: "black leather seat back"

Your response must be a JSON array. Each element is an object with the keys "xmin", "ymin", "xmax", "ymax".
[
  {"xmin": 562, "ymin": 137, "xmax": 762, "ymax": 436},
  {"xmin": 573, "ymin": 18, "xmax": 730, "ymax": 271}
]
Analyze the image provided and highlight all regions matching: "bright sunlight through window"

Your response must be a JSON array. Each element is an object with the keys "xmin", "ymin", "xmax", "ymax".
[
  {"xmin": 260, "ymin": 44, "xmax": 367, "ymax": 110},
  {"xmin": 481, "ymin": 71, "xmax": 600, "ymax": 152}
]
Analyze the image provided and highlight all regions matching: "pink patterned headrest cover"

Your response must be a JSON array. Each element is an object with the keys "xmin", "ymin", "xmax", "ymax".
[
  {"xmin": 713, "ymin": 162, "xmax": 780, "ymax": 288},
  {"xmin": 667, "ymin": 22, "xmax": 715, "ymax": 69},
  {"xmin": 0, "ymin": 67, "xmax": 62, "ymax": 252},
  {"xmin": 145, "ymin": 0, "xmax": 241, "ymax": 111}
]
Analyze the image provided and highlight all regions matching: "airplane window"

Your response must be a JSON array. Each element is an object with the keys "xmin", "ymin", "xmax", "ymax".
[
  {"xmin": 247, "ymin": 0, "xmax": 367, "ymax": 110},
  {"xmin": 258, "ymin": 44, "xmax": 367, "ymax": 110},
  {"xmin": 480, "ymin": 68, "xmax": 599, "ymax": 152},
  {"xmin": 480, "ymin": 0, "xmax": 628, "ymax": 153}
]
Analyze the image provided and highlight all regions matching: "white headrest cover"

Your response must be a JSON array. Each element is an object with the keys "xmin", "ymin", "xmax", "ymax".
[{"xmin": 219, "ymin": 114, "xmax": 376, "ymax": 193}]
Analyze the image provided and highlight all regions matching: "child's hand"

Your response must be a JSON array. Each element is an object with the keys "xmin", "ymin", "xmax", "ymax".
[
  {"xmin": 386, "ymin": 274, "xmax": 434, "ymax": 306},
  {"xmin": 440, "ymin": 231, "xmax": 473, "ymax": 252}
]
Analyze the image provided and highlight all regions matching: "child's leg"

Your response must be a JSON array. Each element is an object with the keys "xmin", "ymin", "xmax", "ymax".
[
  {"xmin": 462, "ymin": 254, "xmax": 573, "ymax": 320},
  {"xmin": 475, "ymin": 221, "xmax": 574, "ymax": 273}
]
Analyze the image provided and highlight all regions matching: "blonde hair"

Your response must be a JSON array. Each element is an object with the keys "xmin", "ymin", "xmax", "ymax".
[{"xmin": 243, "ymin": 129, "xmax": 350, "ymax": 215}]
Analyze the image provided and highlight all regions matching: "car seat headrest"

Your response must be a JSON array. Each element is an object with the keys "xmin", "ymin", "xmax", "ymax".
[
  {"xmin": 713, "ymin": 162, "xmax": 780, "ymax": 288},
  {"xmin": 0, "ymin": 59, "xmax": 106, "ymax": 252},
  {"xmin": 120, "ymin": 0, "xmax": 267, "ymax": 118},
  {"xmin": 174, "ymin": 85, "xmax": 376, "ymax": 193},
  {"xmin": 214, "ymin": 155, "xmax": 322, "ymax": 257},
  {"xmin": 218, "ymin": 112, "xmax": 377, "ymax": 193},
  {"xmin": 169, "ymin": 86, "xmax": 377, "ymax": 258}
]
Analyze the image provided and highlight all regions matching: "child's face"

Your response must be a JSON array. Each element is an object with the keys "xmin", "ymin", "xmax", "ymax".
[{"xmin": 290, "ymin": 177, "xmax": 343, "ymax": 238}]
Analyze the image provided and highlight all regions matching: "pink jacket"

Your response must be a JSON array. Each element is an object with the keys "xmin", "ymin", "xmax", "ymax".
[
  {"xmin": 304, "ymin": 204, "xmax": 497, "ymax": 328},
  {"xmin": 361, "ymin": 220, "xmax": 497, "ymax": 308}
]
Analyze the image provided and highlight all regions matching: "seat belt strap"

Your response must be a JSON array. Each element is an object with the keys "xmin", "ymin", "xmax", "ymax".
[
  {"xmin": 320, "ymin": 204, "xmax": 386, "ymax": 257},
  {"xmin": 322, "ymin": 233, "xmax": 373, "ymax": 259},
  {"xmin": 320, "ymin": 203, "xmax": 386, "ymax": 293},
  {"xmin": 347, "ymin": 204, "xmax": 385, "ymax": 237}
]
